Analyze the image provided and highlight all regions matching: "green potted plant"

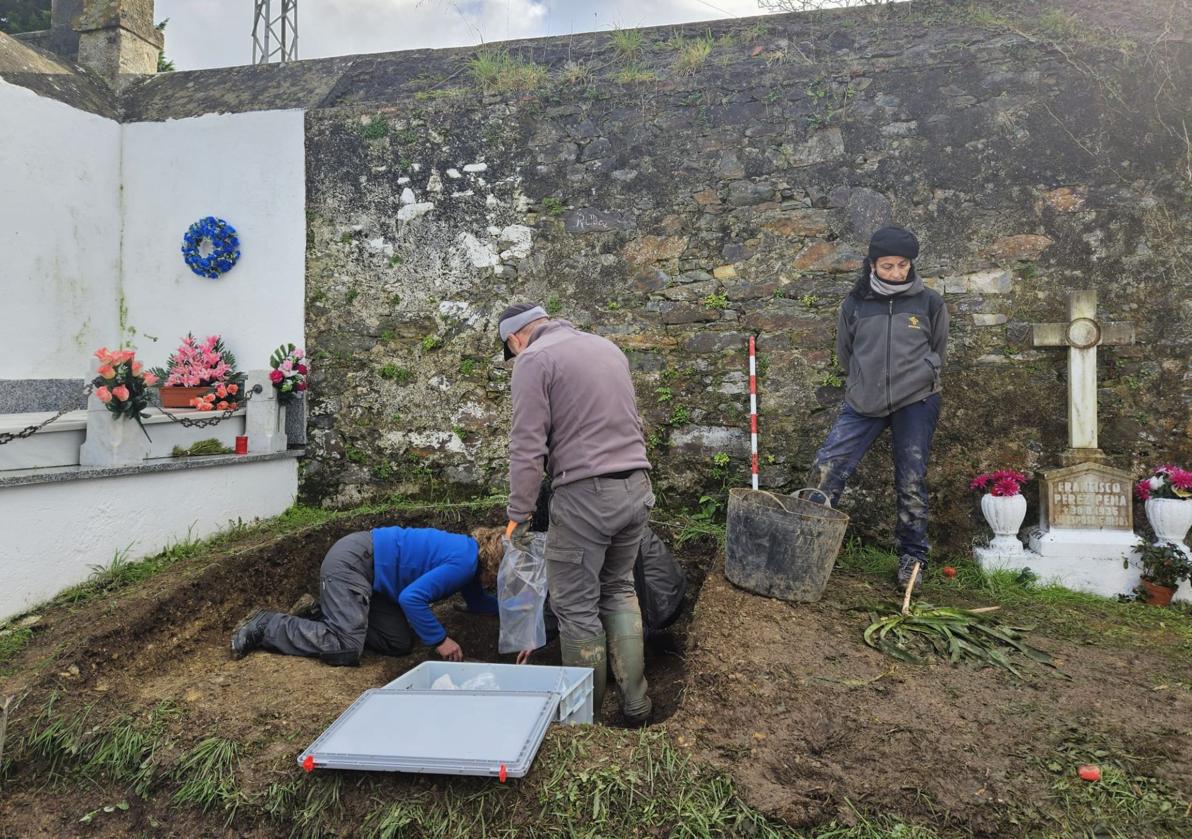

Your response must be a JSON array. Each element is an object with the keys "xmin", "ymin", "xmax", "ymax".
[{"xmin": 1134, "ymin": 539, "xmax": 1192, "ymax": 606}]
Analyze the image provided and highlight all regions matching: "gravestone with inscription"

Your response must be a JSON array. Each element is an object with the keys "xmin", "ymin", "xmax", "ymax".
[{"xmin": 975, "ymin": 290, "xmax": 1140, "ymax": 597}]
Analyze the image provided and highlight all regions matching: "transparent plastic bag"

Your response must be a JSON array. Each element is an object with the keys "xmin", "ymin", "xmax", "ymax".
[{"xmin": 497, "ymin": 531, "xmax": 548, "ymax": 654}]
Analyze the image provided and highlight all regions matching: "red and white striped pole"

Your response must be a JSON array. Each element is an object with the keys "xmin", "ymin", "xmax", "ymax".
[{"xmin": 748, "ymin": 335, "xmax": 759, "ymax": 491}]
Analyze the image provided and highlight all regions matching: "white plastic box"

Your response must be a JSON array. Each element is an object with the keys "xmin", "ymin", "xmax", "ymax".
[{"xmin": 384, "ymin": 661, "xmax": 594, "ymax": 725}]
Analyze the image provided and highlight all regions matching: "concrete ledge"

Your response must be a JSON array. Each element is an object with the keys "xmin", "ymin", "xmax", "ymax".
[{"xmin": 0, "ymin": 448, "xmax": 301, "ymax": 488}]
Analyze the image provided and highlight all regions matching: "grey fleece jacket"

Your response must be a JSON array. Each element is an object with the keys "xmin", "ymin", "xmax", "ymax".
[
  {"xmin": 507, "ymin": 319, "xmax": 651, "ymax": 522},
  {"xmin": 836, "ymin": 276, "xmax": 949, "ymax": 417}
]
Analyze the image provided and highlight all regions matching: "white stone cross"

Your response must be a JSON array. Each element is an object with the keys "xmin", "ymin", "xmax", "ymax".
[{"xmin": 1032, "ymin": 290, "xmax": 1134, "ymax": 455}]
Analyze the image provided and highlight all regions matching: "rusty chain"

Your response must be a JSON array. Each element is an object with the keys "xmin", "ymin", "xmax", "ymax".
[
  {"xmin": 0, "ymin": 384, "xmax": 94, "ymax": 446},
  {"xmin": 0, "ymin": 383, "xmax": 267, "ymax": 444},
  {"xmin": 153, "ymin": 384, "xmax": 264, "ymax": 428}
]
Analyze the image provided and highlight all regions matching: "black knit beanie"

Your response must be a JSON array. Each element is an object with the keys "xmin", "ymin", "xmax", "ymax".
[{"xmin": 867, "ymin": 226, "xmax": 920, "ymax": 262}]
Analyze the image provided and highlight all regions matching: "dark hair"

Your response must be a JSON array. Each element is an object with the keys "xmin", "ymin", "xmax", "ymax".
[{"xmin": 848, "ymin": 258, "xmax": 918, "ymax": 300}]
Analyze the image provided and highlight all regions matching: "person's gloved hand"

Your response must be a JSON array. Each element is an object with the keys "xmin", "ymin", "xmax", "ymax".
[{"xmin": 505, "ymin": 519, "xmax": 531, "ymax": 551}]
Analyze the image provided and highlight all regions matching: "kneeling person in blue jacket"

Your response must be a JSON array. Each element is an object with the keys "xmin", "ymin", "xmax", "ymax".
[{"xmin": 231, "ymin": 526, "xmax": 505, "ymax": 665}]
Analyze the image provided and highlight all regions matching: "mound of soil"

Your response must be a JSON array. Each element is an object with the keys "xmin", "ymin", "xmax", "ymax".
[
  {"xmin": 669, "ymin": 568, "xmax": 1192, "ymax": 836},
  {"xmin": 4, "ymin": 507, "xmax": 1190, "ymax": 837},
  {"xmin": 0, "ymin": 509, "xmax": 713, "ymax": 837}
]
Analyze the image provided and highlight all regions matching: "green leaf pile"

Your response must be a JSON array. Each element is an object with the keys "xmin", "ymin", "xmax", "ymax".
[{"xmin": 863, "ymin": 603, "xmax": 1064, "ymax": 677}]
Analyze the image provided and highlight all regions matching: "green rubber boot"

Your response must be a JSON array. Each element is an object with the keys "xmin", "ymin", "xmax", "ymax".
[
  {"xmin": 602, "ymin": 611, "xmax": 652, "ymax": 727},
  {"xmin": 561, "ymin": 632, "xmax": 607, "ymax": 721}
]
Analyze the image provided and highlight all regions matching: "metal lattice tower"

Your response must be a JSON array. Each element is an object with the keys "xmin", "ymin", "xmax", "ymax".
[{"xmin": 252, "ymin": 0, "xmax": 298, "ymax": 64}]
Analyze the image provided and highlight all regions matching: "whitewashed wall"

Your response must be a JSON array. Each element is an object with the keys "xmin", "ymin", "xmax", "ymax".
[
  {"xmin": 0, "ymin": 458, "xmax": 299, "ymax": 621},
  {"xmin": 0, "ymin": 80, "xmax": 122, "ymax": 379},
  {"xmin": 120, "ymin": 109, "xmax": 307, "ymax": 373},
  {"xmin": 1, "ymin": 96, "xmax": 306, "ymax": 381}
]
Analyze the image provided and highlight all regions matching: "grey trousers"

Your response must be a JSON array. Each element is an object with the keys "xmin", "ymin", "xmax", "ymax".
[
  {"xmin": 545, "ymin": 470, "xmax": 654, "ymax": 639},
  {"xmin": 259, "ymin": 531, "xmax": 414, "ymax": 666}
]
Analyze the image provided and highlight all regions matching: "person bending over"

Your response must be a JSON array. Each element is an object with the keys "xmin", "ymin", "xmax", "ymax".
[{"xmin": 231, "ymin": 525, "xmax": 504, "ymax": 665}]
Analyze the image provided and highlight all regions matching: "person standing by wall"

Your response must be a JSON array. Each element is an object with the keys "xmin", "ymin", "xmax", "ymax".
[
  {"xmin": 811, "ymin": 226, "xmax": 949, "ymax": 592},
  {"xmin": 498, "ymin": 303, "xmax": 655, "ymax": 726}
]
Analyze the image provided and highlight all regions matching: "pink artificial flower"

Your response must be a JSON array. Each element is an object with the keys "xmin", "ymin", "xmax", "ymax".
[
  {"xmin": 297, "ymin": 364, "xmax": 308, "ymax": 375},
  {"xmin": 269, "ymin": 369, "xmax": 284, "ymax": 383},
  {"xmin": 294, "ymin": 348, "xmax": 305, "ymax": 359},
  {"xmin": 216, "ymin": 385, "xmax": 228, "ymax": 398},
  {"xmin": 296, "ymin": 380, "xmax": 308, "ymax": 391},
  {"xmin": 131, "ymin": 361, "xmax": 143, "ymax": 375},
  {"xmin": 281, "ymin": 359, "xmax": 293, "ymax": 371},
  {"xmin": 990, "ymin": 477, "xmax": 1021, "ymax": 497},
  {"xmin": 227, "ymin": 384, "xmax": 239, "ymax": 395},
  {"xmin": 969, "ymin": 474, "xmax": 992, "ymax": 491},
  {"xmin": 95, "ymin": 386, "xmax": 113, "ymax": 403},
  {"xmin": 143, "ymin": 372, "xmax": 158, "ymax": 386},
  {"xmin": 94, "ymin": 347, "xmax": 111, "ymax": 361},
  {"xmin": 217, "ymin": 400, "xmax": 229, "ymax": 410},
  {"xmin": 97, "ymin": 365, "xmax": 116, "ymax": 379},
  {"xmin": 190, "ymin": 397, "xmax": 204, "ymax": 409},
  {"xmin": 112, "ymin": 384, "xmax": 130, "ymax": 402},
  {"xmin": 204, "ymin": 393, "xmax": 216, "ymax": 403},
  {"xmin": 116, "ymin": 350, "xmax": 135, "ymax": 364},
  {"xmin": 1135, "ymin": 479, "xmax": 1151, "ymax": 501}
]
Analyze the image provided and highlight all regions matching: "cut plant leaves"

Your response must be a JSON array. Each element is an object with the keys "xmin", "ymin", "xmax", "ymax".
[{"xmin": 862, "ymin": 602, "xmax": 1065, "ymax": 678}]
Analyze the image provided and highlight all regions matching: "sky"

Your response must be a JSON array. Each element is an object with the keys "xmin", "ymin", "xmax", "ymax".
[{"xmin": 154, "ymin": 0, "xmax": 784, "ymax": 71}]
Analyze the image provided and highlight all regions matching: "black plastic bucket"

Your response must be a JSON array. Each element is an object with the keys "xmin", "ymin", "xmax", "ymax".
[{"xmin": 724, "ymin": 487, "xmax": 849, "ymax": 603}]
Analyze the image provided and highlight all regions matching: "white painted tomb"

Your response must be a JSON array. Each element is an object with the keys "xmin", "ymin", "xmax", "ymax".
[{"xmin": 973, "ymin": 290, "xmax": 1190, "ymax": 601}]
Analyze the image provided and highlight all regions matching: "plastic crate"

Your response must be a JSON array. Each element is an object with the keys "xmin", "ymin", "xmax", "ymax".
[
  {"xmin": 297, "ymin": 689, "xmax": 559, "ymax": 777},
  {"xmin": 384, "ymin": 661, "xmax": 594, "ymax": 725}
]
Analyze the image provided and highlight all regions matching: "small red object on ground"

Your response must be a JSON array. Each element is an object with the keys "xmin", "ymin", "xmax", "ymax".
[
  {"xmin": 498, "ymin": 764, "xmax": 507, "ymax": 783},
  {"xmin": 942, "ymin": 566, "xmax": 957, "ymax": 578},
  {"xmin": 302, "ymin": 755, "xmax": 315, "ymax": 773},
  {"xmin": 1078, "ymin": 764, "xmax": 1101, "ymax": 782},
  {"xmin": 235, "ymin": 435, "xmax": 248, "ymax": 455}
]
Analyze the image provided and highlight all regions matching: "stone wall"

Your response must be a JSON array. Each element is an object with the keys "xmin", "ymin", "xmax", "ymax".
[{"xmin": 299, "ymin": 1, "xmax": 1192, "ymax": 553}]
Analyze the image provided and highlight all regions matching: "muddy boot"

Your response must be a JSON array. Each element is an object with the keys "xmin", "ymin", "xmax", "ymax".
[
  {"xmin": 561, "ymin": 632, "xmax": 607, "ymax": 721},
  {"xmin": 231, "ymin": 610, "xmax": 272, "ymax": 660},
  {"xmin": 896, "ymin": 556, "xmax": 924, "ymax": 594},
  {"xmin": 603, "ymin": 611, "xmax": 652, "ymax": 727}
]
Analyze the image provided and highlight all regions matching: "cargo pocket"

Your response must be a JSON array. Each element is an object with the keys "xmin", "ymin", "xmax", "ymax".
[{"xmin": 544, "ymin": 545, "xmax": 588, "ymax": 615}]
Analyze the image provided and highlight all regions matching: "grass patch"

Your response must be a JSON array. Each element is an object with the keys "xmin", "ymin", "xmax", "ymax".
[
  {"xmin": 558, "ymin": 60, "xmax": 591, "ymax": 87},
  {"xmin": 672, "ymin": 31, "xmax": 715, "ymax": 75},
  {"xmin": 610, "ymin": 26, "xmax": 645, "ymax": 59},
  {"xmin": 467, "ymin": 48, "xmax": 548, "ymax": 93},
  {"xmin": 1025, "ymin": 733, "xmax": 1192, "ymax": 837},
  {"xmin": 614, "ymin": 64, "xmax": 655, "ymax": 84},
  {"xmin": 171, "ymin": 736, "xmax": 242, "ymax": 814},
  {"xmin": 0, "ymin": 626, "xmax": 33, "ymax": 674},
  {"xmin": 8, "ymin": 693, "xmax": 177, "ymax": 794}
]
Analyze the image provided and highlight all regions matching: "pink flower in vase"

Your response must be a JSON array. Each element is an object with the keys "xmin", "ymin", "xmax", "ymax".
[
  {"xmin": 95, "ymin": 386, "xmax": 113, "ymax": 403},
  {"xmin": 269, "ymin": 369, "xmax": 284, "ymax": 383},
  {"xmin": 990, "ymin": 477, "xmax": 1021, "ymax": 497},
  {"xmin": 112, "ymin": 384, "xmax": 130, "ymax": 402},
  {"xmin": 143, "ymin": 372, "xmax": 158, "ymax": 386}
]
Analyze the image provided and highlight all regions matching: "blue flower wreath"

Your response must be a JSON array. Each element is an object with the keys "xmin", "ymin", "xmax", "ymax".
[{"xmin": 181, "ymin": 216, "xmax": 241, "ymax": 279}]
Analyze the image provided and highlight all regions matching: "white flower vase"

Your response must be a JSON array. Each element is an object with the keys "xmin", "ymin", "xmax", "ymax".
[
  {"xmin": 981, "ymin": 493, "xmax": 1027, "ymax": 555},
  {"xmin": 1145, "ymin": 498, "xmax": 1192, "ymax": 553}
]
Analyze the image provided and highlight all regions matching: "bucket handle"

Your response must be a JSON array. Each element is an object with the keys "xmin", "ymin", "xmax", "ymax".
[{"xmin": 793, "ymin": 487, "xmax": 832, "ymax": 507}]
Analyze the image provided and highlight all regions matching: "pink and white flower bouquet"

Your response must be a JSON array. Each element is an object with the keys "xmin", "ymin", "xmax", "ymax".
[
  {"xmin": 269, "ymin": 343, "xmax": 309, "ymax": 404},
  {"xmin": 1135, "ymin": 465, "xmax": 1192, "ymax": 501}
]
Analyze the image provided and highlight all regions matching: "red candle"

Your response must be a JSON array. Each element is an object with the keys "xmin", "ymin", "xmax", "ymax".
[{"xmin": 235, "ymin": 435, "xmax": 248, "ymax": 455}]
